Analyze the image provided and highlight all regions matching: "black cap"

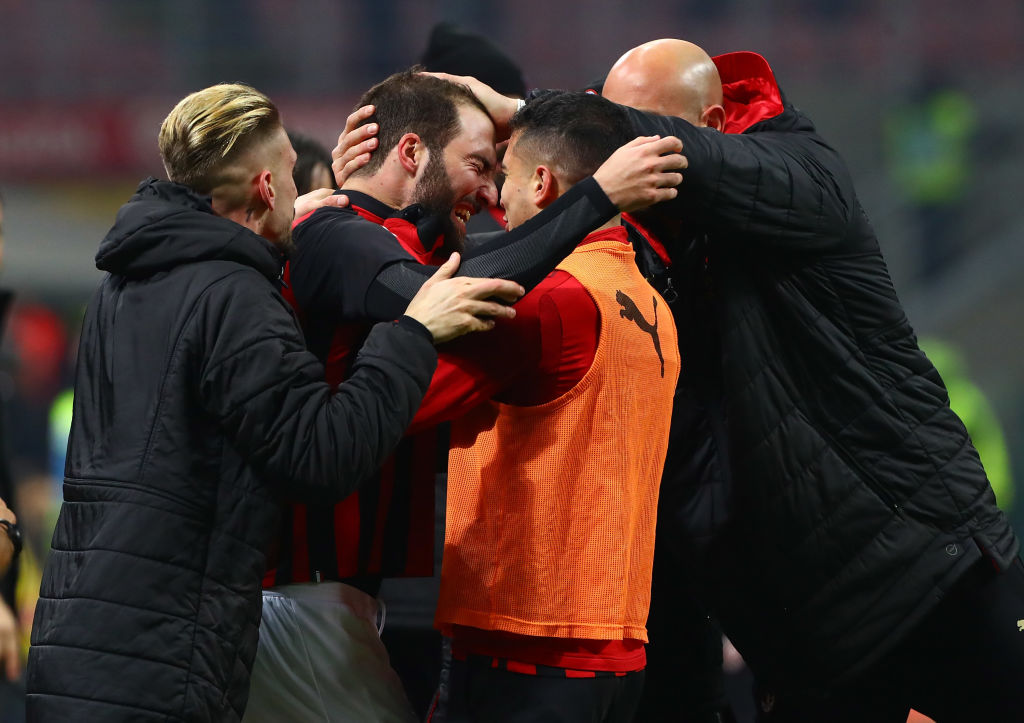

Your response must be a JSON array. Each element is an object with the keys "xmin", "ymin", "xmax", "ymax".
[{"xmin": 420, "ymin": 22, "xmax": 527, "ymax": 99}]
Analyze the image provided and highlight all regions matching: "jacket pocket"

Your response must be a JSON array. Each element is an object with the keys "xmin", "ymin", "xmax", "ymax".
[
  {"xmin": 63, "ymin": 476, "xmax": 208, "ymax": 519},
  {"xmin": 817, "ymin": 431, "xmax": 902, "ymax": 514}
]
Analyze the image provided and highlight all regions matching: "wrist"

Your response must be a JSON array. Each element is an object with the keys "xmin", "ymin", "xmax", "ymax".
[
  {"xmin": 495, "ymin": 97, "xmax": 522, "ymax": 139},
  {"xmin": 396, "ymin": 314, "xmax": 434, "ymax": 343}
]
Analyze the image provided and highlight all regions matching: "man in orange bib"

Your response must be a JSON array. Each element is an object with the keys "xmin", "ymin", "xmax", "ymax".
[{"xmin": 432, "ymin": 91, "xmax": 680, "ymax": 723}]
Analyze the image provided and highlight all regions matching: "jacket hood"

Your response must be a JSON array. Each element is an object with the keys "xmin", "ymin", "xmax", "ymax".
[
  {"xmin": 96, "ymin": 178, "xmax": 283, "ymax": 281},
  {"xmin": 712, "ymin": 51, "xmax": 787, "ymax": 134}
]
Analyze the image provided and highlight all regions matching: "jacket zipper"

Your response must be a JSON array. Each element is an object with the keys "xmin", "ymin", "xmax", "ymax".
[{"xmin": 817, "ymin": 431, "xmax": 902, "ymax": 514}]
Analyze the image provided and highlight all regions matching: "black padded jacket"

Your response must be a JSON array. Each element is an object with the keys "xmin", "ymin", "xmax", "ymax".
[
  {"xmin": 26, "ymin": 179, "xmax": 437, "ymax": 721},
  {"xmin": 624, "ymin": 52, "xmax": 1018, "ymax": 693}
]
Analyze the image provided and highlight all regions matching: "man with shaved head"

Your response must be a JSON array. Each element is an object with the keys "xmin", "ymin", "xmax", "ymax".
[
  {"xmin": 443, "ymin": 38, "xmax": 1024, "ymax": 723},
  {"xmin": 602, "ymin": 39, "xmax": 726, "ymax": 130}
]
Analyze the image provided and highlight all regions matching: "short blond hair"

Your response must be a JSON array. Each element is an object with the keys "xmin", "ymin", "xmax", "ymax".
[{"xmin": 158, "ymin": 83, "xmax": 281, "ymax": 193}]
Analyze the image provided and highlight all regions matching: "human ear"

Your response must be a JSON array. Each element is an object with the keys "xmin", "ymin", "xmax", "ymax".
[
  {"xmin": 533, "ymin": 165, "xmax": 560, "ymax": 208},
  {"xmin": 396, "ymin": 133, "xmax": 424, "ymax": 174},
  {"xmin": 703, "ymin": 104, "xmax": 726, "ymax": 132},
  {"xmin": 256, "ymin": 169, "xmax": 275, "ymax": 211}
]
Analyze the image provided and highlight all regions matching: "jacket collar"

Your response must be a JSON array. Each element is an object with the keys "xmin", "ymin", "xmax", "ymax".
[
  {"xmin": 342, "ymin": 189, "xmax": 446, "ymax": 259},
  {"xmin": 96, "ymin": 178, "xmax": 283, "ymax": 281},
  {"xmin": 341, "ymin": 189, "xmax": 395, "ymax": 224}
]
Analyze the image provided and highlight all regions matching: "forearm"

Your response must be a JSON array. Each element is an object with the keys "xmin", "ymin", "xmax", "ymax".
[
  {"xmin": 621, "ymin": 105, "xmax": 853, "ymax": 248},
  {"xmin": 364, "ymin": 178, "xmax": 616, "ymax": 320},
  {"xmin": 204, "ymin": 286, "xmax": 437, "ymax": 501},
  {"xmin": 269, "ymin": 320, "xmax": 436, "ymax": 499}
]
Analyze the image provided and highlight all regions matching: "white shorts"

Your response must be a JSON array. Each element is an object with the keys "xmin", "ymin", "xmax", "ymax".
[{"xmin": 243, "ymin": 582, "xmax": 417, "ymax": 723}]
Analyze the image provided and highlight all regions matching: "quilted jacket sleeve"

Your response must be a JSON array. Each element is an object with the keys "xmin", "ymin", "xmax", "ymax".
[
  {"xmin": 195, "ymin": 270, "xmax": 437, "ymax": 499},
  {"xmin": 622, "ymin": 105, "xmax": 858, "ymax": 254}
]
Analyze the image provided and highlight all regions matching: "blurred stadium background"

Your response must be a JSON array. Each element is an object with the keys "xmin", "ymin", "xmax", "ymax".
[{"xmin": 0, "ymin": 1, "xmax": 1021, "ymax": 718}]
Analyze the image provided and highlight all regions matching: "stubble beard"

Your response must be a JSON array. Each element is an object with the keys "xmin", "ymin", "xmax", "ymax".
[
  {"xmin": 410, "ymin": 151, "xmax": 464, "ymax": 255},
  {"xmin": 274, "ymin": 229, "xmax": 296, "ymax": 257}
]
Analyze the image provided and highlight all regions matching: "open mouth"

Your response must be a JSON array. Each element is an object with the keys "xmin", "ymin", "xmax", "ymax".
[{"xmin": 451, "ymin": 202, "xmax": 477, "ymax": 232}]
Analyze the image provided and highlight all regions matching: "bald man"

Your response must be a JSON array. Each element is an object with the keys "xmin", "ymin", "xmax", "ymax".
[
  {"xmin": 601, "ymin": 40, "xmax": 726, "ymax": 130},
  {"xmin": 439, "ymin": 39, "xmax": 1024, "ymax": 723},
  {"xmin": 600, "ymin": 39, "xmax": 1024, "ymax": 723}
]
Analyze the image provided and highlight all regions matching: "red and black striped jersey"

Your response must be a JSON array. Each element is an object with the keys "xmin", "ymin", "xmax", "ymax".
[{"xmin": 264, "ymin": 192, "xmax": 448, "ymax": 589}]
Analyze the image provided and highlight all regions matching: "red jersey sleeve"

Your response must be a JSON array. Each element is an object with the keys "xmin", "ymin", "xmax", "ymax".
[{"xmin": 406, "ymin": 270, "xmax": 598, "ymax": 433}]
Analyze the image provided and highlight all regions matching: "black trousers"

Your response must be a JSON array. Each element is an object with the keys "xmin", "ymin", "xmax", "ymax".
[
  {"xmin": 636, "ymin": 543, "xmax": 737, "ymax": 723},
  {"xmin": 757, "ymin": 556, "xmax": 1024, "ymax": 722},
  {"xmin": 437, "ymin": 656, "xmax": 645, "ymax": 723}
]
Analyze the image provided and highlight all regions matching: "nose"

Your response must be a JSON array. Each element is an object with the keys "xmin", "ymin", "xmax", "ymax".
[{"xmin": 478, "ymin": 178, "xmax": 498, "ymax": 209}]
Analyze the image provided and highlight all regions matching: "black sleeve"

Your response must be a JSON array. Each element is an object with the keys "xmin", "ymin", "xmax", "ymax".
[
  {"xmin": 197, "ymin": 273, "xmax": 437, "ymax": 501},
  {"xmin": 362, "ymin": 176, "xmax": 618, "ymax": 321},
  {"xmin": 620, "ymin": 105, "xmax": 856, "ymax": 253},
  {"xmin": 289, "ymin": 207, "xmax": 416, "ymax": 320}
]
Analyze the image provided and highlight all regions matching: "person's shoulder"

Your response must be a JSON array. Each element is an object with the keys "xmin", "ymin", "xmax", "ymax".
[
  {"xmin": 517, "ymin": 269, "xmax": 594, "ymax": 319},
  {"xmin": 175, "ymin": 260, "xmax": 282, "ymax": 317},
  {"xmin": 540, "ymin": 269, "xmax": 592, "ymax": 300},
  {"xmin": 200, "ymin": 267, "xmax": 299, "ymax": 342},
  {"xmin": 294, "ymin": 204, "xmax": 402, "ymax": 253},
  {"xmin": 295, "ymin": 203, "xmax": 359, "ymax": 236}
]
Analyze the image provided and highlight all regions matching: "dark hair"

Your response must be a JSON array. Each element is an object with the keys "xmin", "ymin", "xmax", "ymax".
[
  {"xmin": 351, "ymin": 68, "xmax": 491, "ymax": 177},
  {"xmin": 287, "ymin": 131, "xmax": 333, "ymax": 195},
  {"xmin": 509, "ymin": 91, "xmax": 632, "ymax": 185}
]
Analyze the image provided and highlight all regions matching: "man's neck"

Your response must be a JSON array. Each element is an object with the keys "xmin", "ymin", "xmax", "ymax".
[
  {"xmin": 214, "ymin": 202, "xmax": 262, "ymax": 237},
  {"xmin": 342, "ymin": 174, "xmax": 406, "ymax": 211},
  {"xmin": 596, "ymin": 213, "xmax": 622, "ymax": 232},
  {"xmin": 533, "ymin": 205, "xmax": 620, "ymax": 234}
]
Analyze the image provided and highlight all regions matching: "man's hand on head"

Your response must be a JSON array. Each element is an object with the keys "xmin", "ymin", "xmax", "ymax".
[
  {"xmin": 593, "ymin": 135, "xmax": 686, "ymax": 212},
  {"xmin": 332, "ymin": 105, "xmax": 379, "ymax": 188},
  {"xmin": 421, "ymin": 72, "xmax": 520, "ymax": 141}
]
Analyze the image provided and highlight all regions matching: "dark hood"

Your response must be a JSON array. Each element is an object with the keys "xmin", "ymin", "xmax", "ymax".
[{"xmin": 96, "ymin": 178, "xmax": 283, "ymax": 281}]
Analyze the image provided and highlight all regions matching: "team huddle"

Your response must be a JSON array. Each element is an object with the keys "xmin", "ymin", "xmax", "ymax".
[{"xmin": 23, "ymin": 34, "xmax": 1024, "ymax": 723}]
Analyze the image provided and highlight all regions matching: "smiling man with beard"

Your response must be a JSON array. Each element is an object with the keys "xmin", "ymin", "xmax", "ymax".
[{"xmin": 244, "ymin": 70, "xmax": 686, "ymax": 722}]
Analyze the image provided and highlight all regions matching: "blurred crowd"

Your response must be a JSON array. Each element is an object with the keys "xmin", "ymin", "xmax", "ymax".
[{"xmin": 2, "ymin": 3, "xmax": 1023, "ymax": 722}]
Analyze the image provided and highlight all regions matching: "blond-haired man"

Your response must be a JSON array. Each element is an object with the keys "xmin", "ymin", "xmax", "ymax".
[{"xmin": 25, "ymin": 83, "xmax": 524, "ymax": 723}]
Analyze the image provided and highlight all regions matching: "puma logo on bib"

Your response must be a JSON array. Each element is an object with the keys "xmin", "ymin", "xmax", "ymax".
[{"xmin": 616, "ymin": 290, "xmax": 665, "ymax": 377}]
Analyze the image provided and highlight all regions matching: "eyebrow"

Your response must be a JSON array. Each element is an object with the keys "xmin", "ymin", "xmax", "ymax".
[{"xmin": 469, "ymin": 152, "xmax": 495, "ymax": 173}]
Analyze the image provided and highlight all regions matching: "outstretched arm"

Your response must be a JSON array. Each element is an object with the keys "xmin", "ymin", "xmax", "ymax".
[
  {"xmin": 360, "ymin": 135, "xmax": 684, "ymax": 320},
  {"xmin": 322, "ymin": 90, "xmax": 682, "ymax": 322},
  {"xmin": 417, "ymin": 72, "xmax": 855, "ymax": 253},
  {"xmin": 202, "ymin": 258, "xmax": 521, "ymax": 500},
  {"xmin": 618, "ymin": 105, "xmax": 856, "ymax": 252}
]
